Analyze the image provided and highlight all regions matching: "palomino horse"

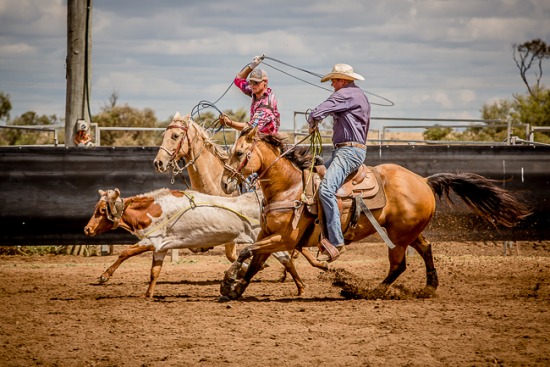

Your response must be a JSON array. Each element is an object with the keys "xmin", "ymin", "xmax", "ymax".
[
  {"xmin": 219, "ymin": 127, "xmax": 531, "ymax": 300},
  {"xmin": 84, "ymin": 188, "xmax": 304, "ymax": 298}
]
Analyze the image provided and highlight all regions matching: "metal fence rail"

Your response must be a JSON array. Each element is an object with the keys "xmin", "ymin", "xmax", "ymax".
[{"xmin": 1, "ymin": 115, "xmax": 545, "ymax": 147}]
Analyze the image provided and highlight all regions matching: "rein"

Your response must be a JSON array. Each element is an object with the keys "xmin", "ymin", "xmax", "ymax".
[
  {"xmin": 225, "ymin": 131, "xmax": 316, "ymax": 186},
  {"xmin": 255, "ymin": 132, "xmax": 315, "ymax": 184}
]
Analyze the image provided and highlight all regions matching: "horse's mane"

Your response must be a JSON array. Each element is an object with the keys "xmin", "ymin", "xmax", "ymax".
[
  {"xmin": 241, "ymin": 126, "xmax": 319, "ymax": 170},
  {"xmin": 173, "ymin": 116, "xmax": 230, "ymax": 162}
]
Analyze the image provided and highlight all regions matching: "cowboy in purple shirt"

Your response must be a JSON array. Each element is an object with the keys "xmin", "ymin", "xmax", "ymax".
[
  {"xmin": 308, "ymin": 63, "xmax": 371, "ymax": 262},
  {"xmin": 220, "ymin": 56, "xmax": 280, "ymax": 135}
]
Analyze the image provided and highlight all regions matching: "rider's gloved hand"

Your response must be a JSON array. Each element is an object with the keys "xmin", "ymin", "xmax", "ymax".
[
  {"xmin": 219, "ymin": 114, "xmax": 232, "ymax": 127},
  {"xmin": 309, "ymin": 120, "xmax": 319, "ymax": 134},
  {"xmin": 249, "ymin": 55, "xmax": 264, "ymax": 70}
]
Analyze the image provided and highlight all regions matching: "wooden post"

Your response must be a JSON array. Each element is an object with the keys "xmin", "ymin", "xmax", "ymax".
[{"xmin": 65, "ymin": 0, "xmax": 92, "ymax": 147}]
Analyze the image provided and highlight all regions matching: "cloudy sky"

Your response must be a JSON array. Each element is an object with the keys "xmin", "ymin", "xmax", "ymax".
[{"xmin": 1, "ymin": 0, "xmax": 549, "ymax": 131}]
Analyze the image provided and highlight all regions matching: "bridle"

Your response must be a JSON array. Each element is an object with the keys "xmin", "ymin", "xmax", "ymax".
[
  {"xmin": 223, "ymin": 138, "xmax": 260, "ymax": 184},
  {"xmin": 159, "ymin": 120, "xmax": 206, "ymax": 182}
]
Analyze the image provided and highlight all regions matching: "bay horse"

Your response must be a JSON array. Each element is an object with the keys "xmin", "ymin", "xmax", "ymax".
[{"xmin": 219, "ymin": 126, "xmax": 531, "ymax": 300}]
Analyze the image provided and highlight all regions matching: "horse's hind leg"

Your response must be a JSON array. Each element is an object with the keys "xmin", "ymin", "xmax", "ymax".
[
  {"xmin": 296, "ymin": 247, "xmax": 330, "ymax": 272},
  {"xmin": 99, "ymin": 244, "xmax": 155, "ymax": 283},
  {"xmin": 271, "ymin": 251, "xmax": 306, "ymax": 296},
  {"xmin": 380, "ymin": 245, "xmax": 407, "ymax": 290},
  {"xmin": 409, "ymin": 234, "xmax": 438, "ymax": 290}
]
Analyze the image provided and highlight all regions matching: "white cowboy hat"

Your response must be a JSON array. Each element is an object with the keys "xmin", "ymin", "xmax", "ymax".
[{"xmin": 320, "ymin": 63, "xmax": 365, "ymax": 83}]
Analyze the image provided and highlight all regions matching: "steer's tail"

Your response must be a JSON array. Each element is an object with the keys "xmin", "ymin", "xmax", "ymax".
[{"xmin": 426, "ymin": 172, "xmax": 531, "ymax": 228}]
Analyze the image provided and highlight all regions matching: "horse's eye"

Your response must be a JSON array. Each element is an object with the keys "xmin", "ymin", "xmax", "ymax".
[
  {"xmin": 235, "ymin": 150, "xmax": 244, "ymax": 158},
  {"xmin": 171, "ymin": 133, "xmax": 179, "ymax": 141}
]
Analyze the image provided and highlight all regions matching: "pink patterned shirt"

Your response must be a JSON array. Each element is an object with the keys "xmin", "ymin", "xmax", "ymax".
[{"xmin": 234, "ymin": 77, "xmax": 281, "ymax": 135}]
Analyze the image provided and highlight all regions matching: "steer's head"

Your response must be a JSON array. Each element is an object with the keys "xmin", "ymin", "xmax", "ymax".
[{"xmin": 84, "ymin": 188, "xmax": 124, "ymax": 236}]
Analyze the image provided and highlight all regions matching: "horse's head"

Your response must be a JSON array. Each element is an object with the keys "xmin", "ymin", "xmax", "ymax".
[
  {"xmin": 221, "ymin": 126, "xmax": 264, "ymax": 194},
  {"xmin": 154, "ymin": 111, "xmax": 192, "ymax": 173},
  {"xmin": 84, "ymin": 188, "xmax": 124, "ymax": 236}
]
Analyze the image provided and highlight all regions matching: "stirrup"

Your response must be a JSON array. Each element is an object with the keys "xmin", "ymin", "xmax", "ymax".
[{"xmin": 317, "ymin": 239, "xmax": 341, "ymax": 262}]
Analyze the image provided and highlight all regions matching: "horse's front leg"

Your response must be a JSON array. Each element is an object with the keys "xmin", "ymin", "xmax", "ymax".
[
  {"xmin": 219, "ymin": 245, "xmax": 255, "ymax": 301},
  {"xmin": 99, "ymin": 244, "xmax": 155, "ymax": 283},
  {"xmin": 224, "ymin": 243, "xmax": 237, "ymax": 262},
  {"xmin": 231, "ymin": 252, "xmax": 271, "ymax": 299},
  {"xmin": 220, "ymin": 233, "xmax": 294, "ymax": 300}
]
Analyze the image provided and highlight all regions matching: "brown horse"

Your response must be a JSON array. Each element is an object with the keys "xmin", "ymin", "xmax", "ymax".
[{"xmin": 219, "ymin": 127, "xmax": 531, "ymax": 300}]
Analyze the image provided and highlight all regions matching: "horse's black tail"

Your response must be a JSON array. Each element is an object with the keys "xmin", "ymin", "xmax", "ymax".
[{"xmin": 426, "ymin": 172, "xmax": 532, "ymax": 228}]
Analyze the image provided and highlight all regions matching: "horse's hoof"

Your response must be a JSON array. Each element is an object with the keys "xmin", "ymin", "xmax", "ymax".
[
  {"xmin": 98, "ymin": 276, "xmax": 109, "ymax": 284},
  {"xmin": 220, "ymin": 281, "xmax": 234, "ymax": 297},
  {"xmin": 218, "ymin": 295, "xmax": 232, "ymax": 303},
  {"xmin": 228, "ymin": 291, "xmax": 241, "ymax": 300}
]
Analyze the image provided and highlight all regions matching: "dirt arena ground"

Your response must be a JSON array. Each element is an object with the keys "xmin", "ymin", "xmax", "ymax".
[{"xmin": 1, "ymin": 240, "xmax": 549, "ymax": 367}]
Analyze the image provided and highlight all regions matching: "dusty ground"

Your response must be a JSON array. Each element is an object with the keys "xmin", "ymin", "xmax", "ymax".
[{"xmin": 1, "ymin": 240, "xmax": 549, "ymax": 367}]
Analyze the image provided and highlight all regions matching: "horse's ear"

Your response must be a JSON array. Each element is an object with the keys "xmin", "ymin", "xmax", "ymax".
[
  {"xmin": 184, "ymin": 113, "xmax": 191, "ymax": 120},
  {"xmin": 174, "ymin": 111, "xmax": 181, "ymax": 119}
]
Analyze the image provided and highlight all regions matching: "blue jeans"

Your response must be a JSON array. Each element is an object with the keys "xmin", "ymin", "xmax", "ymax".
[{"xmin": 319, "ymin": 146, "xmax": 366, "ymax": 246}]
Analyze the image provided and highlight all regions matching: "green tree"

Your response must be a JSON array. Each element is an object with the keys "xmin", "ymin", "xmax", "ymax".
[
  {"xmin": 0, "ymin": 91, "xmax": 12, "ymax": 123},
  {"xmin": 513, "ymin": 38, "xmax": 550, "ymax": 97},
  {"xmin": 423, "ymin": 125, "xmax": 453, "ymax": 141},
  {"xmin": 479, "ymin": 90, "xmax": 550, "ymax": 143},
  {"xmin": 0, "ymin": 111, "xmax": 61, "ymax": 146},
  {"xmin": 514, "ymin": 88, "xmax": 550, "ymax": 127},
  {"xmin": 93, "ymin": 104, "xmax": 160, "ymax": 146}
]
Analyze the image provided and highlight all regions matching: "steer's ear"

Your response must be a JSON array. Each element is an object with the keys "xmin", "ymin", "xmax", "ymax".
[
  {"xmin": 114, "ymin": 188, "xmax": 120, "ymax": 198},
  {"xmin": 98, "ymin": 189, "xmax": 106, "ymax": 197}
]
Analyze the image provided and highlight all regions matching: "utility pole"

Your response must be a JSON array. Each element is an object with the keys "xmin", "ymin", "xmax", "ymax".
[{"xmin": 65, "ymin": 0, "xmax": 92, "ymax": 147}]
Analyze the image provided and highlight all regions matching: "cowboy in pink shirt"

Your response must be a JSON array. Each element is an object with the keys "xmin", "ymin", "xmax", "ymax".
[{"xmin": 220, "ymin": 56, "xmax": 280, "ymax": 135}]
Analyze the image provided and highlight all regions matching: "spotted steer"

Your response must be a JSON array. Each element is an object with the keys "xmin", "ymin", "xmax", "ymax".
[{"xmin": 84, "ymin": 188, "xmax": 302, "ymax": 298}]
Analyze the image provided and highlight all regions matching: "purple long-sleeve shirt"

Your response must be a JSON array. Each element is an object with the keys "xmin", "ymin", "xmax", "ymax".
[{"xmin": 307, "ymin": 82, "xmax": 370, "ymax": 145}]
